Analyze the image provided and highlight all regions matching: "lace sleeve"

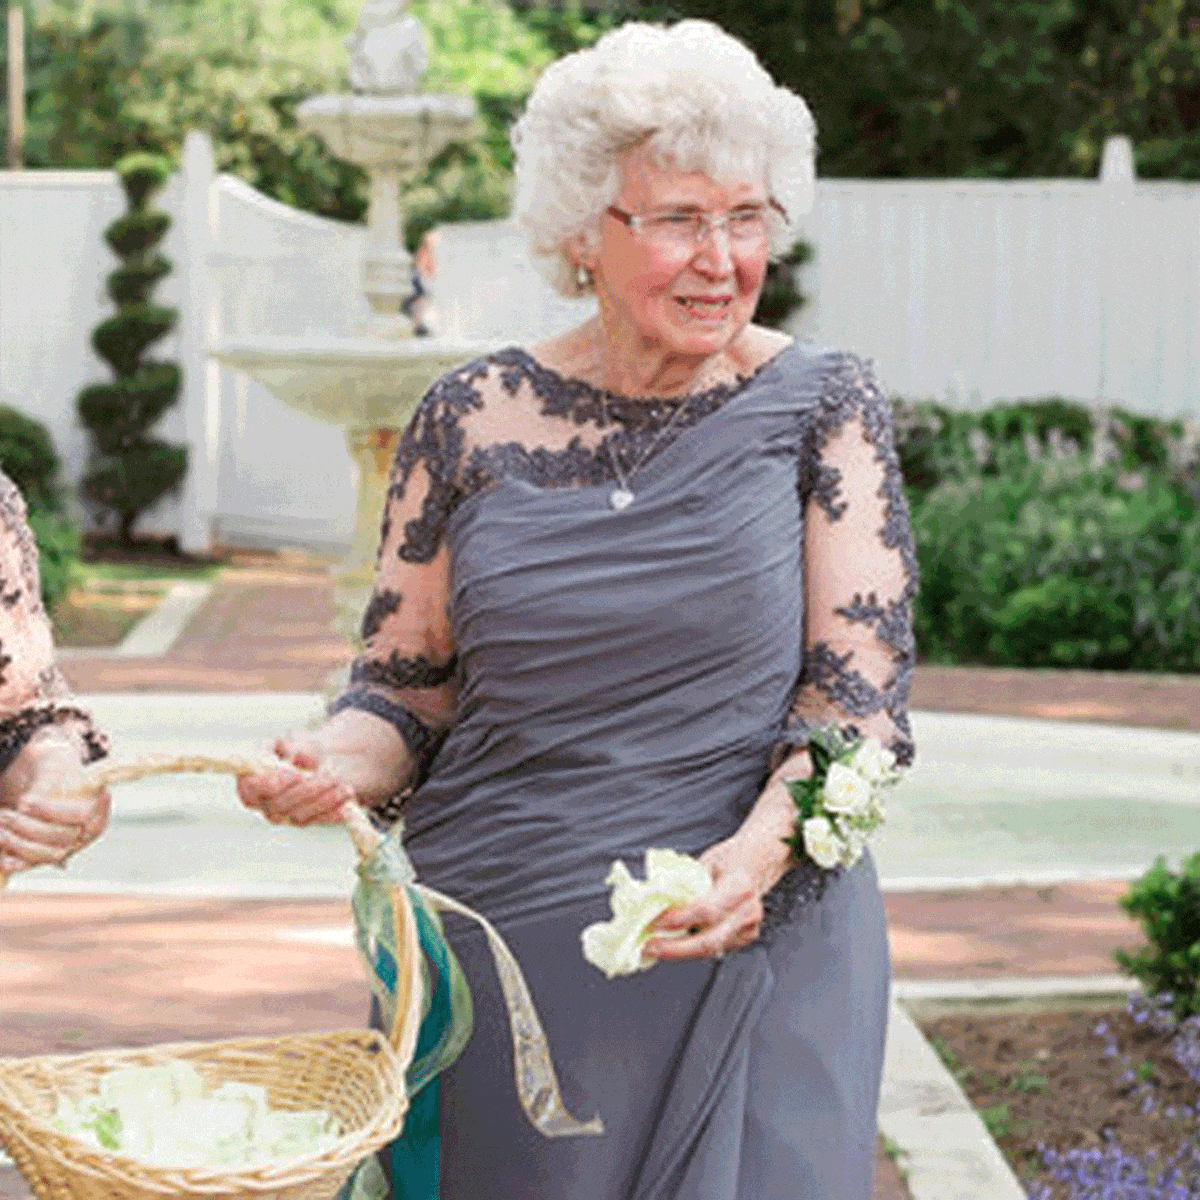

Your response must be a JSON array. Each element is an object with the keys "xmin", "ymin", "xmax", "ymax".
[
  {"xmin": 330, "ymin": 377, "xmax": 475, "ymax": 823},
  {"xmin": 0, "ymin": 474, "xmax": 108, "ymax": 774},
  {"xmin": 782, "ymin": 353, "xmax": 918, "ymax": 767}
]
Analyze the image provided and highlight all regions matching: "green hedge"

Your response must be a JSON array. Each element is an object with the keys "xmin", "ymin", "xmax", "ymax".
[
  {"xmin": 0, "ymin": 405, "xmax": 79, "ymax": 612},
  {"xmin": 896, "ymin": 398, "xmax": 1200, "ymax": 671},
  {"xmin": 27, "ymin": 508, "xmax": 80, "ymax": 615}
]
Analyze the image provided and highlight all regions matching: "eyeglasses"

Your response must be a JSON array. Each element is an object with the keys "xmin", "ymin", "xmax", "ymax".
[{"xmin": 605, "ymin": 200, "xmax": 786, "ymax": 250}]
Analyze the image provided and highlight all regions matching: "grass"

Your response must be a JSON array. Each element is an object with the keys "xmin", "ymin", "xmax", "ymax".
[
  {"xmin": 881, "ymin": 1133, "xmax": 910, "ymax": 1173},
  {"xmin": 978, "ymin": 1102, "xmax": 1013, "ymax": 1140},
  {"xmin": 75, "ymin": 559, "xmax": 222, "ymax": 586},
  {"xmin": 50, "ymin": 587, "xmax": 161, "ymax": 647},
  {"xmin": 926, "ymin": 1035, "xmax": 1039, "ymax": 1149}
]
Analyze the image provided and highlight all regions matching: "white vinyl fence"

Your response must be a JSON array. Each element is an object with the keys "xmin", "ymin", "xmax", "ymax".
[
  {"xmin": 794, "ymin": 176, "xmax": 1200, "ymax": 411},
  {"xmin": 1, "ymin": 132, "xmax": 1197, "ymax": 553}
]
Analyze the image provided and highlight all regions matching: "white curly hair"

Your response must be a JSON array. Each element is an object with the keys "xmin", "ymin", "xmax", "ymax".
[{"xmin": 511, "ymin": 19, "xmax": 817, "ymax": 298}]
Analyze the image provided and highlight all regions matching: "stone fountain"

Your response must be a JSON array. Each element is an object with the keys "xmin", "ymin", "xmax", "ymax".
[{"xmin": 212, "ymin": 0, "xmax": 498, "ymax": 643}]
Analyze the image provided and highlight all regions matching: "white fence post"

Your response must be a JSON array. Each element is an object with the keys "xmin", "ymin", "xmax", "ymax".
[
  {"xmin": 178, "ymin": 130, "xmax": 218, "ymax": 554},
  {"xmin": 1095, "ymin": 135, "xmax": 1136, "ymax": 407}
]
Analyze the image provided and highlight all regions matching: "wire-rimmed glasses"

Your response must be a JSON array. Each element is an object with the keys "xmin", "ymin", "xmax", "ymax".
[{"xmin": 605, "ymin": 200, "xmax": 787, "ymax": 251}]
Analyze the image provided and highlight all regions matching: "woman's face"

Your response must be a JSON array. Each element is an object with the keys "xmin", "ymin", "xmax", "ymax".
[{"xmin": 580, "ymin": 145, "xmax": 772, "ymax": 361}]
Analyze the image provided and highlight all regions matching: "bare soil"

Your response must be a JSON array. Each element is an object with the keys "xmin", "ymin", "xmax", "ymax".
[
  {"xmin": 920, "ymin": 1003, "xmax": 1200, "ymax": 1195},
  {"xmin": 80, "ymin": 533, "xmax": 220, "ymax": 569}
]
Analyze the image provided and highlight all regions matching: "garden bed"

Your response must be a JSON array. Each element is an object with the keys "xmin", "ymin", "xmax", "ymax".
[{"xmin": 920, "ymin": 998, "xmax": 1200, "ymax": 1197}]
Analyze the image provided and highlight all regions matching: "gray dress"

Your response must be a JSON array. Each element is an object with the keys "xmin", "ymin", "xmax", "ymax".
[{"xmin": 334, "ymin": 342, "xmax": 917, "ymax": 1199}]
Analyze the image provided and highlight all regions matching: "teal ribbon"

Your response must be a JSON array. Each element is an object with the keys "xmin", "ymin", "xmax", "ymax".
[
  {"xmin": 382, "ymin": 901, "xmax": 457, "ymax": 1199},
  {"xmin": 353, "ymin": 895, "xmax": 459, "ymax": 1200}
]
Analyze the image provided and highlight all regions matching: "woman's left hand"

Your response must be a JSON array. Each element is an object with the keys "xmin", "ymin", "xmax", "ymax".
[
  {"xmin": 0, "ymin": 734, "xmax": 110, "ymax": 877},
  {"xmin": 642, "ymin": 833, "xmax": 788, "ymax": 962}
]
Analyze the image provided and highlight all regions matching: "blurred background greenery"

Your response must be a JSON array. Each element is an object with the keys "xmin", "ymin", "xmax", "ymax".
[{"xmin": 2, "ymin": 0, "xmax": 1199, "ymax": 667}]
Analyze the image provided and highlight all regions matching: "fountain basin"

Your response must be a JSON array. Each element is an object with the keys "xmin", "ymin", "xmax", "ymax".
[
  {"xmin": 212, "ymin": 335, "xmax": 502, "ymax": 428},
  {"xmin": 296, "ymin": 94, "xmax": 477, "ymax": 173},
  {"xmin": 292, "ymin": 93, "xmax": 475, "ymax": 174}
]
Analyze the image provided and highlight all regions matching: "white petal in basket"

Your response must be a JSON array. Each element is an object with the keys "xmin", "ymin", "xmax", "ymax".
[
  {"xmin": 53, "ymin": 1061, "xmax": 341, "ymax": 1169},
  {"xmin": 581, "ymin": 849, "xmax": 713, "ymax": 979}
]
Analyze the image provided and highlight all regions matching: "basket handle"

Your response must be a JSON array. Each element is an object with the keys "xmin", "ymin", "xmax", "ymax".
[
  {"xmin": 0, "ymin": 754, "xmax": 426, "ymax": 1056},
  {"xmin": 0, "ymin": 754, "xmax": 387, "ymax": 881}
]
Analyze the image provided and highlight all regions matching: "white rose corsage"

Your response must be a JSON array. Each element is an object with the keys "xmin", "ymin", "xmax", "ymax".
[{"xmin": 785, "ymin": 726, "xmax": 901, "ymax": 875}]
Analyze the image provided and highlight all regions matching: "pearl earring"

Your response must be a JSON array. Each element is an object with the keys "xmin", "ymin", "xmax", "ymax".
[{"xmin": 575, "ymin": 263, "xmax": 592, "ymax": 291}]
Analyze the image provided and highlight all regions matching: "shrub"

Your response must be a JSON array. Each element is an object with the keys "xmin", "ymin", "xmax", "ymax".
[
  {"xmin": 0, "ymin": 405, "xmax": 61, "ymax": 512},
  {"xmin": 1116, "ymin": 852, "xmax": 1200, "ymax": 1019},
  {"xmin": 27, "ymin": 508, "xmax": 80, "ymax": 614},
  {"xmin": 895, "ymin": 393, "xmax": 1200, "ymax": 671},
  {"xmin": 753, "ymin": 239, "xmax": 814, "ymax": 330},
  {"xmin": 78, "ymin": 152, "xmax": 186, "ymax": 542},
  {"xmin": 103, "ymin": 211, "xmax": 171, "ymax": 260},
  {"xmin": 107, "ymin": 255, "xmax": 171, "ymax": 306},
  {"xmin": 90, "ymin": 305, "xmax": 177, "ymax": 379},
  {"xmin": 0, "ymin": 406, "xmax": 79, "ymax": 611},
  {"xmin": 893, "ymin": 397, "xmax": 1194, "ymax": 504},
  {"xmin": 910, "ymin": 457, "xmax": 1200, "ymax": 671}
]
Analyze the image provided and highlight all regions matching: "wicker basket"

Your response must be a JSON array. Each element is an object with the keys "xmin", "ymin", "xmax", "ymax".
[{"xmin": 0, "ymin": 756, "xmax": 423, "ymax": 1200}]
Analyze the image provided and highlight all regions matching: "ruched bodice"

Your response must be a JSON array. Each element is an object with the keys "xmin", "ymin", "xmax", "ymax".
[{"xmin": 405, "ymin": 355, "xmax": 808, "ymax": 919}]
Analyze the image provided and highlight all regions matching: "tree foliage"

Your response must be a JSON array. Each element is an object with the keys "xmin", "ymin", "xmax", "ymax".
[
  {"xmin": 1, "ymin": 0, "xmax": 612, "ymax": 231},
  {"xmin": 5, "ymin": 0, "xmax": 1200, "ymax": 226},
  {"xmin": 638, "ymin": 0, "xmax": 1200, "ymax": 180}
]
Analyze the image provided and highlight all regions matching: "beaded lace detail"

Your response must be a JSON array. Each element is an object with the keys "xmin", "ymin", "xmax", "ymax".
[
  {"xmin": 0, "ymin": 472, "xmax": 108, "ymax": 773},
  {"xmin": 336, "ymin": 347, "xmax": 918, "ymax": 923}
]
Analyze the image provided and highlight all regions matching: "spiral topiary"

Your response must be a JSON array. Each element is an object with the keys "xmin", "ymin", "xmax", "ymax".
[{"xmin": 77, "ymin": 152, "xmax": 187, "ymax": 544}]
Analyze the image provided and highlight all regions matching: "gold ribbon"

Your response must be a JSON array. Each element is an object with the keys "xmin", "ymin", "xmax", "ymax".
[{"xmin": 411, "ymin": 882, "xmax": 603, "ymax": 1137}]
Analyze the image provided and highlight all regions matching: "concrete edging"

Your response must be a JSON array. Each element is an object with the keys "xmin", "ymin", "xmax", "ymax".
[
  {"xmin": 879, "ymin": 1001, "xmax": 1027, "ymax": 1200},
  {"xmin": 57, "ymin": 581, "xmax": 212, "ymax": 661},
  {"xmin": 115, "ymin": 581, "xmax": 211, "ymax": 656}
]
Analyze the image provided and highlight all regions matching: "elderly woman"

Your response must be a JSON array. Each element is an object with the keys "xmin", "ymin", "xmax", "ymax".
[
  {"xmin": 0, "ymin": 474, "xmax": 110, "ymax": 883},
  {"xmin": 240, "ymin": 19, "xmax": 915, "ymax": 1199}
]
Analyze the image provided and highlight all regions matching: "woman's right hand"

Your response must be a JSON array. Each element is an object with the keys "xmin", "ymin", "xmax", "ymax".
[
  {"xmin": 238, "ymin": 709, "xmax": 413, "ymax": 826},
  {"xmin": 236, "ymin": 736, "xmax": 361, "ymax": 827}
]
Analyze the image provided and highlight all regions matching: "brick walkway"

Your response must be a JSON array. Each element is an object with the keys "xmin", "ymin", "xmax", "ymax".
[
  {"xmin": 912, "ymin": 664, "xmax": 1200, "ymax": 732},
  {"xmin": 60, "ymin": 553, "xmax": 351, "ymax": 694},
  {"xmin": 8, "ymin": 553, "xmax": 1193, "ymax": 1200}
]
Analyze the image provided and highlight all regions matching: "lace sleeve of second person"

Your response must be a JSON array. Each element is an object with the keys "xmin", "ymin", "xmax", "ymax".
[{"xmin": 0, "ymin": 473, "xmax": 109, "ymax": 773}]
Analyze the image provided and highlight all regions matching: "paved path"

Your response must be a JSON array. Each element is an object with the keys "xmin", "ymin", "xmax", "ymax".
[
  {"xmin": 59, "ymin": 554, "xmax": 349, "ymax": 694},
  {"xmin": 59, "ymin": 552, "xmax": 1200, "ymax": 731}
]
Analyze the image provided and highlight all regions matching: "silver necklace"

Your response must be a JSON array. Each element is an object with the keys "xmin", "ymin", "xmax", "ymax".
[{"xmin": 599, "ymin": 392, "xmax": 694, "ymax": 511}]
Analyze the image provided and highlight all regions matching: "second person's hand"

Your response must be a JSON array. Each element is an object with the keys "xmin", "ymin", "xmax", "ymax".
[{"xmin": 0, "ymin": 733, "xmax": 111, "ymax": 877}]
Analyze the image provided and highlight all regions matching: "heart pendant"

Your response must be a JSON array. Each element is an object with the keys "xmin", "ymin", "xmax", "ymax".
[{"xmin": 609, "ymin": 488, "xmax": 634, "ymax": 511}]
